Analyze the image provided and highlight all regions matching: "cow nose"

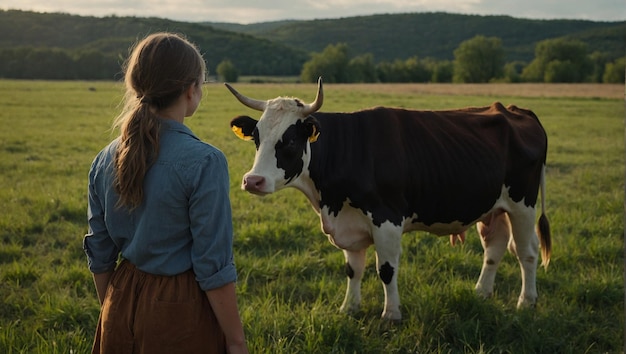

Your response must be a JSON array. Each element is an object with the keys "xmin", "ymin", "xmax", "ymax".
[{"xmin": 243, "ymin": 175, "xmax": 266, "ymax": 193}]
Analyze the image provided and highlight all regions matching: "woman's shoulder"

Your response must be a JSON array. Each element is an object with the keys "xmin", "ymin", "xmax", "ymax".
[
  {"xmin": 92, "ymin": 138, "xmax": 119, "ymax": 164},
  {"xmin": 187, "ymin": 139, "xmax": 226, "ymax": 162},
  {"xmin": 161, "ymin": 129, "xmax": 226, "ymax": 164}
]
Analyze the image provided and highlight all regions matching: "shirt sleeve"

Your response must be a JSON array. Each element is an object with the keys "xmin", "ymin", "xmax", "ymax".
[
  {"xmin": 188, "ymin": 150, "xmax": 237, "ymax": 291},
  {"xmin": 83, "ymin": 154, "xmax": 120, "ymax": 274}
]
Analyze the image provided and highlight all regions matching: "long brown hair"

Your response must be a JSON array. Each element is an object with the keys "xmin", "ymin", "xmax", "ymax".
[{"xmin": 113, "ymin": 32, "xmax": 206, "ymax": 210}]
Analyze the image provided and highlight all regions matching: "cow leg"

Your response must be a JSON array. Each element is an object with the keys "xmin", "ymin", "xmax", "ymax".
[
  {"xmin": 475, "ymin": 212, "xmax": 511, "ymax": 298},
  {"xmin": 508, "ymin": 206, "xmax": 540, "ymax": 308},
  {"xmin": 373, "ymin": 227, "xmax": 403, "ymax": 321},
  {"xmin": 340, "ymin": 248, "xmax": 366, "ymax": 315}
]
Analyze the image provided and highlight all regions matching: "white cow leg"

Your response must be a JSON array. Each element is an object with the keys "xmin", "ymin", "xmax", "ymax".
[
  {"xmin": 509, "ymin": 207, "xmax": 540, "ymax": 308},
  {"xmin": 475, "ymin": 212, "xmax": 511, "ymax": 298},
  {"xmin": 373, "ymin": 228, "xmax": 402, "ymax": 321},
  {"xmin": 340, "ymin": 248, "xmax": 366, "ymax": 315}
]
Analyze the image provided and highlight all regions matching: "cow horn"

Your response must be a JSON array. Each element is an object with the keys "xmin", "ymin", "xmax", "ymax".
[
  {"xmin": 224, "ymin": 83, "xmax": 266, "ymax": 111},
  {"xmin": 303, "ymin": 77, "xmax": 323, "ymax": 116}
]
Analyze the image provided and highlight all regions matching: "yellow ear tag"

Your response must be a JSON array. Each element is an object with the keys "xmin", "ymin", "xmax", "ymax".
[
  {"xmin": 309, "ymin": 126, "xmax": 320, "ymax": 143},
  {"xmin": 232, "ymin": 125, "xmax": 252, "ymax": 141}
]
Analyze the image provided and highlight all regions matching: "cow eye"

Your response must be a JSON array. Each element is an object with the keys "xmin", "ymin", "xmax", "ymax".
[
  {"xmin": 276, "ymin": 137, "xmax": 300, "ymax": 158},
  {"xmin": 275, "ymin": 124, "xmax": 306, "ymax": 159},
  {"xmin": 279, "ymin": 138, "xmax": 296, "ymax": 150}
]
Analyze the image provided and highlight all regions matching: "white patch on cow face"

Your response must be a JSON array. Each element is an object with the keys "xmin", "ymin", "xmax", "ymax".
[{"xmin": 242, "ymin": 97, "xmax": 311, "ymax": 194}]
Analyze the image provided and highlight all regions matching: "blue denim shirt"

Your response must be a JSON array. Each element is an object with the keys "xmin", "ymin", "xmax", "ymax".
[{"xmin": 84, "ymin": 119, "xmax": 237, "ymax": 291}]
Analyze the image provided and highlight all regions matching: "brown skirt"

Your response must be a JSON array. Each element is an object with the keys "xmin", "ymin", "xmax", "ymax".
[{"xmin": 92, "ymin": 260, "xmax": 226, "ymax": 354}]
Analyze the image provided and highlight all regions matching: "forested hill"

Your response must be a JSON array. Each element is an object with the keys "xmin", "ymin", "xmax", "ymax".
[
  {"xmin": 0, "ymin": 9, "xmax": 623, "ymax": 80},
  {"xmin": 207, "ymin": 12, "xmax": 625, "ymax": 62},
  {"xmin": 0, "ymin": 10, "xmax": 307, "ymax": 77}
]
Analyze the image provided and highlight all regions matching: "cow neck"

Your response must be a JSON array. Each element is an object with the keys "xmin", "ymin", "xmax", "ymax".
[{"xmin": 292, "ymin": 177, "xmax": 322, "ymax": 214}]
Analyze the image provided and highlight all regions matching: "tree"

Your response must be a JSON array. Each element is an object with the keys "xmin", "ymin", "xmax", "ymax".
[
  {"xmin": 375, "ymin": 61, "xmax": 394, "ymax": 83},
  {"xmin": 404, "ymin": 57, "xmax": 431, "ymax": 82},
  {"xmin": 216, "ymin": 59, "xmax": 239, "ymax": 83},
  {"xmin": 300, "ymin": 43, "xmax": 350, "ymax": 83},
  {"xmin": 588, "ymin": 51, "xmax": 611, "ymax": 83},
  {"xmin": 603, "ymin": 57, "xmax": 625, "ymax": 83},
  {"xmin": 544, "ymin": 60, "xmax": 579, "ymax": 83},
  {"xmin": 375, "ymin": 57, "xmax": 432, "ymax": 83},
  {"xmin": 347, "ymin": 54, "xmax": 377, "ymax": 83},
  {"xmin": 453, "ymin": 35, "xmax": 504, "ymax": 83},
  {"xmin": 0, "ymin": 47, "xmax": 31, "ymax": 78},
  {"xmin": 429, "ymin": 60, "xmax": 453, "ymax": 83},
  {"xmin": 74, "ymin": 49, "xmax": 119, "ymax": 80},
  {"xmin": 503, "ymin": 61, "xmax": 526, "ymax": 83},
  {"xmin": 521, "ymin": 38, "xmax": 592, "ymax": 82}
]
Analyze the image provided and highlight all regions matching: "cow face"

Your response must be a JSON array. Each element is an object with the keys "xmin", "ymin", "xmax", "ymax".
[{"xmin": 227, "ymin": 78, "xmax": 323, "ymax": 195}]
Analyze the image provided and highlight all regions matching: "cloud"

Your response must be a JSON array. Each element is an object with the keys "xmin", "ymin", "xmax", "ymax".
[
  {"xmin": 1, "ymin": 0, "xmax": 624, "ymax": 23},
  {"xmin": 474, "ymin": 0, "xmax": 626, "ymax": 20}
]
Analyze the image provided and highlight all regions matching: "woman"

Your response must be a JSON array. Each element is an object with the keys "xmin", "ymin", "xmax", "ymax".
[{"xmin": 84, "ymin": 32, "xmax": 248, "ymax": 354}]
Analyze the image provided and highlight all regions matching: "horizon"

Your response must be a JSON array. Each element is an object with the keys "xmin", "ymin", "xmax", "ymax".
[
  {"xmin": 2, "ymin": 0, "xmax": 625, "ymax": 24},
  {"xmin": 1, "ymin": 7, "xmax": 625, "ymax": 25}
]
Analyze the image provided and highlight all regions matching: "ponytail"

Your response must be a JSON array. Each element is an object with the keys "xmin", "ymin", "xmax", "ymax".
[{"xmin": 114, "ymin": 99, "xmax": 161, "ymax": 210}]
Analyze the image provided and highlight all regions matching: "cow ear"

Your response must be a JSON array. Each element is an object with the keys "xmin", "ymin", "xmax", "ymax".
[
  {"xmin": 230, "ymin": 115, "xmax": 258, "ymax": 141},
  {"xmin": 304, "ymin": 116, "xmax": 321, "ymax": 143}
]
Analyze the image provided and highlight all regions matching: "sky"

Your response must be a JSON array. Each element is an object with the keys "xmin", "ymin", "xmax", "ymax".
[{"xmin": 1, "ymin": 0, "xmax": 625, "ymax": 24}]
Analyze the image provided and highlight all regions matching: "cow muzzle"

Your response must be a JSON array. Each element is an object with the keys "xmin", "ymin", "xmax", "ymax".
[{"xmin": 242, "ymin": 174, "xmax": 270, "ymax": 195}]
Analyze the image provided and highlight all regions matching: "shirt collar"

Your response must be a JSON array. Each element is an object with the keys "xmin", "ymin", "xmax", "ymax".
[{"xmin": 160, "ymin": 118, "xmax": 200, "ymax": 141}]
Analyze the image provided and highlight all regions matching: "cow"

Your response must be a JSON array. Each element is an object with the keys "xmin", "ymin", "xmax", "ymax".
[{"xmin": 226, "ymin": 78, "xmax": 551, "ymax": 321}]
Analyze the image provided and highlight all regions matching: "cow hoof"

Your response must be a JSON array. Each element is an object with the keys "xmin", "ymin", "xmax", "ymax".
[
  {"xmin": 340, "ymin": 303, "xmax": 360, "ymax": 316},
  {"xmin": 380, "ymin": 310, "xmax": 402, "ymax": 323},
  {"xmin": 516, "ymin": 296, "xmax": 537, "ymax": 309},
  {"xmin": 474, "ymin": 287, "xmax": 493, "ymax": 299}
]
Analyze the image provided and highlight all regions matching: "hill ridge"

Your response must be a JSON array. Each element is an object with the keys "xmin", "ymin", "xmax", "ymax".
[{"xmin": 0, "ymin": 9, "xmax": 623, "ymax": 78}]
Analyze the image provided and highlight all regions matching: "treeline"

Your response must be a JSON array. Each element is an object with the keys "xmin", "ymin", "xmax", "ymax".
[
  {"xmin": 3, "ymin": 36, "xmax": 623, "ymax": 83},
  {"xmin": 0, "ymin": 47, "xmax": 122, "ymax": 80},
  {"xmin": 293, "ymin": 36, "xmax": 625, "ymax": 84},
  {"xmin": 0, "ymin": 10, "xmax": 624, "ymax": 82},
  {"xmin": 0, "ymin": 40, "xmax": 305, "ymax": 81}
]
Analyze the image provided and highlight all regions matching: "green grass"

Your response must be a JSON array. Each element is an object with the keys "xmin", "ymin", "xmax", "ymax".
[{"xmin": 0, "ymin": 80, "xmax": 623, "ymax": 353}]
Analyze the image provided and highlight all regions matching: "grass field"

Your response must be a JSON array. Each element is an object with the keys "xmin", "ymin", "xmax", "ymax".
[{"xmin": 0, "ymin": 80, "xmax": 623, "ymax": 353}]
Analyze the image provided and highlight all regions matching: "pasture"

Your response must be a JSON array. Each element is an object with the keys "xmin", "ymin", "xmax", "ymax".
[{"xmin": 0, "ymin": 80, "xmax": 623, "ymax": 353}]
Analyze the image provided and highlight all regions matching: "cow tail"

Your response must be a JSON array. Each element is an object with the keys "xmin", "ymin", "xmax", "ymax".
[{"xmin": 537, "ymin": 164, "xmax": 551, "ymax": 269}]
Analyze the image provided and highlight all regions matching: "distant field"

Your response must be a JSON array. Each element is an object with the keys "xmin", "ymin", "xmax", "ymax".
[
  {"xmin": 0, "ymin": 80, "xmax": 623, "ymax": 353},
  {"xmin": 336, "ymin": 83, "xmax": 624, "ymax": 99},
  {"xmin": 235, "ymin": 80, "xmax": 624, "ymax": 99}
]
